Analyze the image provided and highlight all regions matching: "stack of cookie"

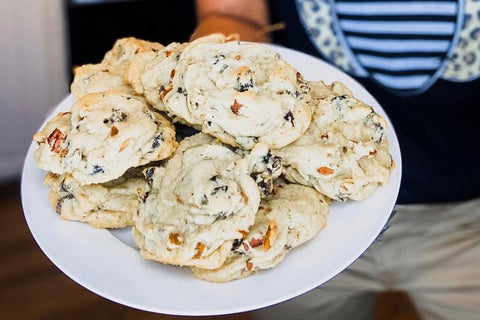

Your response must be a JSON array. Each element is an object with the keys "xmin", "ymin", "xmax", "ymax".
[{"xmin": 32, "ymin": 34, "xmax": 394, "ymax": 282}]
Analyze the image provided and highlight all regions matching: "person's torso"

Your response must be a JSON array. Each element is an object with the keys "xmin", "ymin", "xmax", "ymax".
[{"xmin": 270, "ymin": 0, "xmax": 480, "ymax": 204}]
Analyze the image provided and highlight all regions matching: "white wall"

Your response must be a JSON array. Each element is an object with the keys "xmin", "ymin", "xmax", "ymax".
[{"xmin": 0, "ymin": 0, "xmax": 68, "ymax": 181}]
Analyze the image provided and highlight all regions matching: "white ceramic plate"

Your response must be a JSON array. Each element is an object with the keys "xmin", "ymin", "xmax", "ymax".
[{"xmin": 22, "ymin": 45, "xmax": 402, "ymax": 316}]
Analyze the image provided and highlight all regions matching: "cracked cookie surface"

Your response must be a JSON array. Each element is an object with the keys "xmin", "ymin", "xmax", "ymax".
[
  {"xmin": 163, "ymin": 34, "xmax": 312, "ymax": 149},
  {"xmin": 44, "ymin": 170, "xmax": 147, "ymax": 228},
  {"xmin": 71, "ymin": 37, "xmax": 163, "ymax": 99},
  {"xmin": 133, "ymin": 133, "xmax": 281, "ymax": 269},
  {"xmin": 126, "ymin": 42, "xmax": 186, "ymax": 112},
  {"xmin": 34, "ymin": 91, "xmax": 177, "ymax": 184},
  {"xmin": 191, "ymin": 181, "xmax": 330, "ymax": 282},
  {"xmin": 278, "ymin": 81, "xmax": 394, "ymax": 201}
]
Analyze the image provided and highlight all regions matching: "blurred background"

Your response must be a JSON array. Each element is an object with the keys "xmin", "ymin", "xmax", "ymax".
[
  {"xmin": 0, "ymin": 0, "xmax": 197, "ymax": 183},
  {"xmin": 0, "ymin": 1, "xmax": 418, "ymax": 319}
]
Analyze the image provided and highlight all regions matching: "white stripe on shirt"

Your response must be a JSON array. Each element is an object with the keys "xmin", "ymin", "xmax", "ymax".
[
  {"xmin": 358, "ymin": 55, "xmax": 442, "ymax": 70},
  {"xmin": 336, "ymin": 2, "xmax": 457, "ymax": 16},
  {"xmin": 372, "ymin": 73, "xmax": 431, "ymax": 89},
  {"xmin": 347, "ymin": 37, "xmax": 451, "ymax": 52},
  {"xmin": 340, "ymin": 20, "xmax": 456, "ymax": 35}
]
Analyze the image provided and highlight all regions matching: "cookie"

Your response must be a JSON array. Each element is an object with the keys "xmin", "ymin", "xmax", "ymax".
[
  {"xmin": 101, "ymin": 37, "xmax": 164, "ymax": 72},
  {"xmin": 191, "ymin": 182, "xmax": 330, "ymax": 282},
  {"xmin": 71, "ymin": 37, "xmax": 163, "ymax": 99},
  {"xmin": 33, "ymin": 111, "xmax": 72, "ymax": 174},
  {"xmin": 70, "ymin": 63, "xmax": 133, "ymax": 99},
  {"xmin": 278, "ymin": 81, "xmax": 394, "ymax": 201},
  {"xmin": 162, "ymin": 34, "xmax": 312, "ymax": 149},
  {"xmin": 133, "ymin": 133, "xmax": 281, "ymax": 269},
  {"xmin": 126, "ymin": 42, "xmax": 186, "ymax": 112},
  {"xmin": 44, "ymin": 170, "xmax": 147, "ymax": 228},
  {"xmin": 34, "ymin": 91, "xmax": 178, "ymax": 184}
]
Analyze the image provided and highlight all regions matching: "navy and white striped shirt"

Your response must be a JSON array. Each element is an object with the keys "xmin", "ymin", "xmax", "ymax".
[{"xmin": 271, "ymin": 0, "xmax": 480, "ymax": 203}]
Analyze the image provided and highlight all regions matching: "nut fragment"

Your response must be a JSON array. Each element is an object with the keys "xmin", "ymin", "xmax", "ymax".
[
  {"xmin": 160, "ymin": 86, "xmax": 172, "ymax": 100},
  {"xmin": 239, "ymin": 230, "xmax": 249, "ymax": 238},
  {"xmin": 240, "ymin": 190, "xmax": 249, "ymax": 204},
  {"xmin": 169, "ymin": 233, "xmax": 182, "ymax": 245},
  {"xmin": 246, "ymin": 259, "xmax": 253, "ymax": 271},
  {"xmin": 249, "ymin": 237, "xmax": 263, "ymax": 248},
  {"xmin": 317, "ymin": 166, "xmax": 334, "ymax": 175},
  {"xmin": 110, "ymin": 126, "xmax": 119, "ymax": 137},
  {"xmin": 47, "ymin": 128, "xmax": 66, "ymax": 153},
  {"xmin": 231, "ymin": 99, "xmax": 242, "ymax": 115},
  {"xmin": 193, "ymin": 242, "xmax": 205, "ymax": 259},
  {"xmin": 119, "ymin": 138, "xmax": 130, "ymax": 153},
  {"xmin": 263, "ymin": 220, "xmax": 278, "ymax": 251}
]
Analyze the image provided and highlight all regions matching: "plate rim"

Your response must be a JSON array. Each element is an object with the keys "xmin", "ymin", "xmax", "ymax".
[{"xmin": 21, "ymin": 44, "xmax": 402, "ymax": 316}]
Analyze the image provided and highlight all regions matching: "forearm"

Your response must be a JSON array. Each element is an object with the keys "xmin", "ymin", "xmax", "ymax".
[{"xmin": 192, "ymin": 0, "xmax": 272, "ymax": 43}]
